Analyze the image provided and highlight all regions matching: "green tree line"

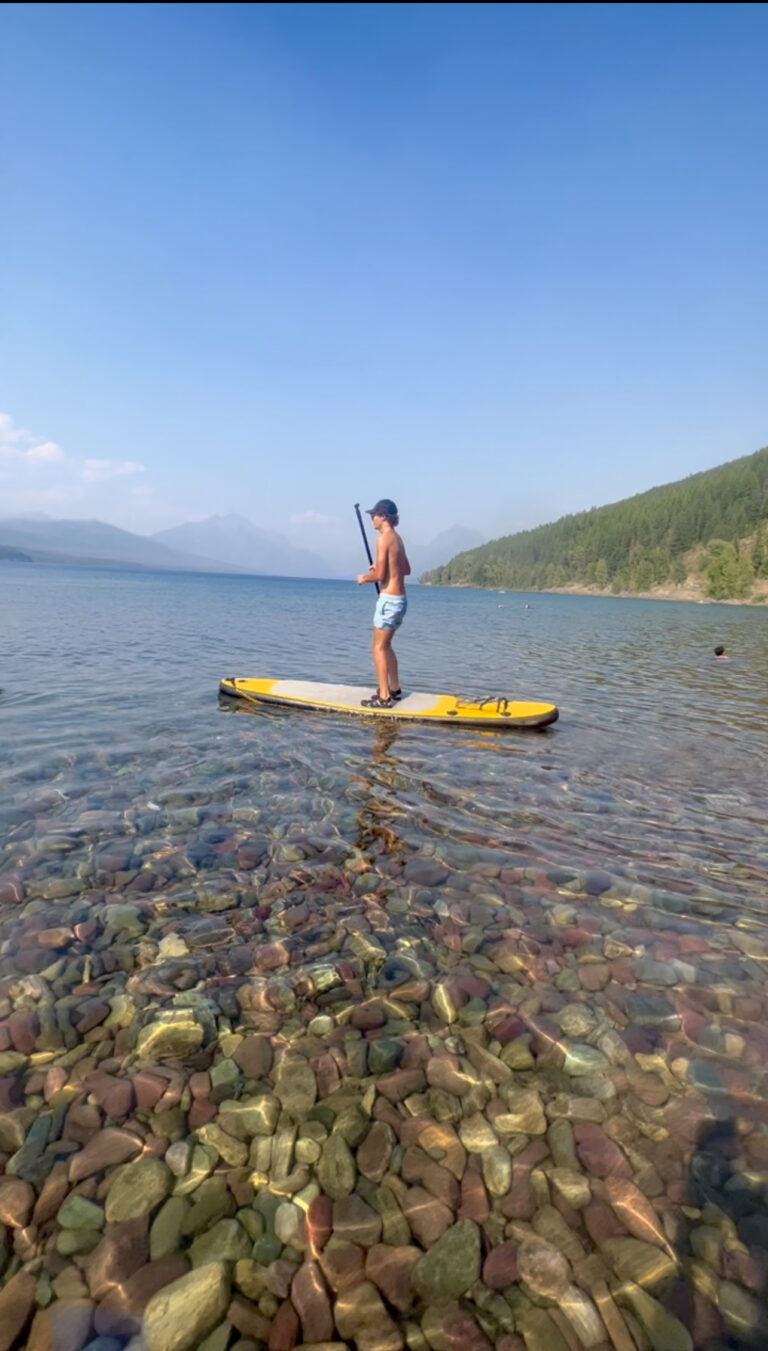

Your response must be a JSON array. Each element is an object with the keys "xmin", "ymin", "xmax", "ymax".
[{"xmin": 422, "ymin": 446, "xmax": 768, "ymax": 600}]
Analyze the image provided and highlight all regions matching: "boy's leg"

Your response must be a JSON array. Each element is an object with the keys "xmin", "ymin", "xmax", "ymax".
[
  {"xmin": 385, "ymin": 644, "xmax": 400, "ymax": 696},
  {"xmin": 372, "ymin": 628, "xmax": 393, "ymax": 700}
]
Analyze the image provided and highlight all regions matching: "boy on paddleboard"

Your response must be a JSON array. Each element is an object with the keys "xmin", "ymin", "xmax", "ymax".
[{"xmin": 357, "ymin": 498, "xmax": 411, "ymax": 708}]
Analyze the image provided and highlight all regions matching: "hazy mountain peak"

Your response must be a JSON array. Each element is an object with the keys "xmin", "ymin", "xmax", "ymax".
[{"xmin": 152, "ymin": 514, "xmax": 331, "ymax": 577}]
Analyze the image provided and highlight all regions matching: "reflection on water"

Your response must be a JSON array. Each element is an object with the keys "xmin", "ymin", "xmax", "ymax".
[{"xmin": 1, "ymin": 564, "xmax": 768, "ymax": 1349}]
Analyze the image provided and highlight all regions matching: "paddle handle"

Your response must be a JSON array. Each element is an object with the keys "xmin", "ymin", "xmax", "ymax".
[{"xmin": 354, "ymin": 504, "xmax": 379, "ymax": 594}]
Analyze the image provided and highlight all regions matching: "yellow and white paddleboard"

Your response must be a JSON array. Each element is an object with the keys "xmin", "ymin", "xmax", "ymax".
[{"xmin": 220, "ymin": 677, "xmax": 558, "ymax": 728}]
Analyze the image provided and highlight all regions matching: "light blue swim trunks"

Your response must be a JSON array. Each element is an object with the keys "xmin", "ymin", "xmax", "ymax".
[{"xmin": 374, "ymin": 594, "xmax": 407, "ymax": 631}]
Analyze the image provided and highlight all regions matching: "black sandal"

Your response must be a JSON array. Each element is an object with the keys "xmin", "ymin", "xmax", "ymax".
[
  {"xmin": 390, "ymin": 688, "xmax": 403, "ymax": 701},
  {"xmin": 361, "ymin": 693, "xmax": 393, "ymax": 709}
]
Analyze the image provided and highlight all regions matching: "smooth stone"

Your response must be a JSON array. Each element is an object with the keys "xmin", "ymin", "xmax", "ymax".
[
  {"xmin": 333, "ymin": 1194, "xmax": 382, "ymax": 1248},
  {"xmin": 617, "ymin": 1282, "xmax": 693, "ymax": 1351},
  {"xmin": 531, "ymin": 1207, "xmax": 586, "ymax": 1264},
  {"xmin": 483, "ymin": 1242, "xmax": 519, "ymax": 1291},
  {"xmin": 481, "ymin": 1146, "xmax": 512, "ymax": 1196},
  {"xmin": 547, "ymin": 1120, "xmax": 579, "ymax": 1172},
  {"xmin": 495, "ymin": 1091, "xmax": 547, "ymax": 1135},
  {"xmin": 150, "ymin": 1197, "xmax": 189, "ymax": 1261},
  {"xmin": 547, "ymin": 1095, "xmax": 606, "ymax": 1124},
  {"xmin": 633, "ymin": 958, "xmax": 678, "ymax": 986},
  {"xmin": 195, "ymin": 1124, "xmax": 248, "ymax": 1168},
  {"xmin": 578, "ymin": 963, "xmax": 611, "ymax": 991},
  {"xmin": 275, "ymin": 1058, "xmax": 318, "ymax": 1119},
  {"xmin": 317, "ymin": 1134, "xmax": 357, "ymax": 1200},
  {"xmin": 274, "ymin": 1202, "xmax": 303, "ymax": 1247},
  {"xmin": 601, "ymin": 1237, "xmax": 677, "ymax": 1290},
  {"xmin": 500, "ymin": 1036, "xmax": 535, "ymax": 1070},
  {"xmin": 291, "ymin": 1259, "xmax": 335, "ymax": 1341},
  {"xmin": 209, "ymin": 1059, "xmax": 240, "ymax": 1091},
  {"xmin": 401, "ymin": 1187, "xmax": 453, "ymax": 1248},
  {"xmin": 165, "ymin": 1141, "xmax": 192, "ymax": 1178},
  {"xmin": 373, "ymin": 1185, "xmax": 412, "ymax": 1248},
  {"xmin": 58, "ymin": 1227, "xmax": 103, "ymax": 1256},
  {"xmin": 357, "ymin": 1122, "xmax": 394, "ymax": 1183},
  {"xmin": 58, "ymin": 1195, "xmax": 106, "ymax": 1230},
  {"xmin": 105, "ymin": 1158, "xmax": 171, "ymax": 1224},
  {"xmin": 624, "ymin": 993, "xmax": 680, "ymax": 1029},
  {"xmin": 334, "ymin": 1279, "xmax": 403, "ymax": 1350},
  {"xmin": 592, "ymin": 1281, "xmax": 637, "ymax": 1351},
  {"xmin": 173, "ymin": 1145, "xmax": 217, "ymax": 1197},
  {"xmin": 365, "ymin": 1245, "xmax": 421, "ymax": 1312},
  {"xmin": 190, "ymin": 1220, "xmax": 251, "ymax": 1267},
  {"xmin": 251, "ymin": 1233, "xmax": 283, "ymax": 1265},
  {"xmin": 142, "ymin": 1263, "xmax": 230, "ymax": 1351},
  {"xmin": 549, "ymin": 1167, "xmax": 591, "ymax": 1209},
  {"xmin": 296, "ymin": 1137, "xmax": 322, "ymax": 1166},
  {"xmin": 27, "ymin": 1300, "xmax": 94, "ymax": 1351},
  {"xmin": 518, "ymin": 1308, "xmax": 571, "ymax": 1351},
  {"xmin": 517, "ymin": 1238, "xmax": 571, "ymax": 1298},
  {"xmin": 573, "ymin": 1125, "xmax": 631, "ymax": 1179},
  {"xmin": 561, "ymin": 1044, "xmax": 609, "ymax": 1075},
  {"xmin": 557, "ymin": 1005, "xmax": 598, "ymax": 1039},
  {"xmin": 233, "ymin": 1035, "xmax": 273, "ymax": 1080},
  {"xmin": 411, "ymin": 1220, "xmax": 481, "ymax": 1302},
  {"xmin": 136, "ymin": 1017, "xmax": 203, "ymax": 1061},
  {"xmin": 318, "ymin": 1238, "xmax": 366, "ymax": 1294},
  {"xmin": 368, "ymin": 1039, "xmax": 406, "ymax": 1075},
  {"xmin": 91, "ymin": 1254, "xmax": 190, "ymax": 1338},
  {"xmin": 0, "ymin": 1178, "xmax": 35, "ymax": 1228},
  {"xmin": 221, "ymin": 1094, "xmax": 280, "ymax": 1138},
  {"xmin": 403, "ymin": 859, "xmax": 449, "ymax": 886},
  {"xmin": 0, "ymin": 1271, "xmax": 37, "ymax": 1351},
  {"xmin": 459, "ymin": 1115, "xmax": 499, "ymax": 1154},
  {"xmin": 718, "ymin": 1281, "xmax": 768, "ymax": 1339},
  {"xmin": 70, "ymin": 1129, "xmax": 143, "ymax": 1183},
  {"xmin": 557, "ymin": 1285, "xmax": 605, "ymax": 1349},
  {"xmin": 603, "ymin": 1177, "xmax": 671, "ymax": 1250}
]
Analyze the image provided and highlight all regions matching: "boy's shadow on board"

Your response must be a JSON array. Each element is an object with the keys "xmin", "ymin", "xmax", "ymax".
[{"xmin": 670, "ymin": 1118, "xmax": 768, "ymax": 1348}]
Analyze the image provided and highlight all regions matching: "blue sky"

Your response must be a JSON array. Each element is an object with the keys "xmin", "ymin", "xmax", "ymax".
[{"xmin": 1, "ymin": 2, "xmax": 767, "ymax": 552}]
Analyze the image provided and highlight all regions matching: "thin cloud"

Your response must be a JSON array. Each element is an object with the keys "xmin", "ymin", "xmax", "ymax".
[
  {"xmin": 0, "ymin": 413, "xmax": 64, "ymax": 465},
  {"xmin": 26, "ymin": 441, "xmax": 64, "ymax": 464},
  {"xmin": 0, "ymin": 411, "xmax": 144, "ymax": 490},
  {"xmin": 79, "ymin": 458, "xmax": 145, "ymax": 483}
]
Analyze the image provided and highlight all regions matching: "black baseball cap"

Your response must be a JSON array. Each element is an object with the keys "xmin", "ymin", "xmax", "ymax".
[{"xmin": 367, "ymin": 499, "xmax": 398, "ymax": 518}]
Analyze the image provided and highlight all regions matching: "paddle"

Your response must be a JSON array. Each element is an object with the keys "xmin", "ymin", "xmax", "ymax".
[{"xmin": 354, "ymin": 503, "xmax": 380, "ymax": 595}]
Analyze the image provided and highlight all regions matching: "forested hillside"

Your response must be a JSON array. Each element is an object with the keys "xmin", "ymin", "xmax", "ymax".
[{"xmin": 422, "ymin": 446, "xmax": 768, "ymax": 600}]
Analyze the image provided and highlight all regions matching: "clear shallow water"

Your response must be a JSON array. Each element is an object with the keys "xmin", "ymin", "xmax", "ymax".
[
  {"xmin": 2, "ymin": 563, "xmax": 768, "ymax": 1350},
  {"xmin": 3, "ymin": 565, "xmax": 767, "ymax": 915}
]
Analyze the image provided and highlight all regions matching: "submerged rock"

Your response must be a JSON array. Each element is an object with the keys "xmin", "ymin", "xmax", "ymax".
[
  {"xmin": 142, "ymin": 1263, "xmax": 229, "ymax": 1351},
  {"xmin": 411, "ymin": 1220, "xmax": 481, "ymax": 1302}
]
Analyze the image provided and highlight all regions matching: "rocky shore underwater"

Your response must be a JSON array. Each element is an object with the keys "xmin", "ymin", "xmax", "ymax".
[{"xmin": 1, "ymin": 720, "xmax": 768, "ymax": 1351}]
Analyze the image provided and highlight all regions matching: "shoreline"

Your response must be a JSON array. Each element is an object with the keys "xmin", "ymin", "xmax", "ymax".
[{"xmin": 422, "ymin": 579, "xmax": 768, "ymax": 605}]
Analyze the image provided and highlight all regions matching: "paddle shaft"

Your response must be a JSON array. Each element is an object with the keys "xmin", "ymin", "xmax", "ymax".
[{"xmin": 354, "ymin": 504, "xmax": 380, "ymax": 594}]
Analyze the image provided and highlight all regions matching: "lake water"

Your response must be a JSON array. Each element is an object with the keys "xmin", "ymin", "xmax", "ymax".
[{"xmin": 1, "ymin": 563, "xmax": 768, "ymax": 1349}]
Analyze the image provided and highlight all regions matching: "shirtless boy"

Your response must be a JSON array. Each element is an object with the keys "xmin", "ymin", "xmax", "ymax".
[{"xmin": 357, "ymin": 498, "xmax": 411, "ymax": 708}]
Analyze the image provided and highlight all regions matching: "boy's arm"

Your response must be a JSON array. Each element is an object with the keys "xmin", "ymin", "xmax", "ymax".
[{"xmin": 357, "ymin": 533, "xmax": 387, "ymax": 585}]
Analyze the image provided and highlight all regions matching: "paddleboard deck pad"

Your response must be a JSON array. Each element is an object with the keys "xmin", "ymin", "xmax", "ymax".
[{"xmin": 220, "ymin": 678, "xmax": 558, "ymax": 728}]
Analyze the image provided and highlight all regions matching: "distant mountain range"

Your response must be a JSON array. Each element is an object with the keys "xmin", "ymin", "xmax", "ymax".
[
  {"xmin": 152, "ymin": 514, "xmax": 328, "ymax": 578},
  {"xmin": 0, "ymin": 512, "xmax": 483, "ymax": 580},
  {"xmin": 0, "ymin": 517, "xmax": 231, "ymax": 572},
  {"xmin": 411, "ymin": 524, "xmax": 484, "ymax": 576}
]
